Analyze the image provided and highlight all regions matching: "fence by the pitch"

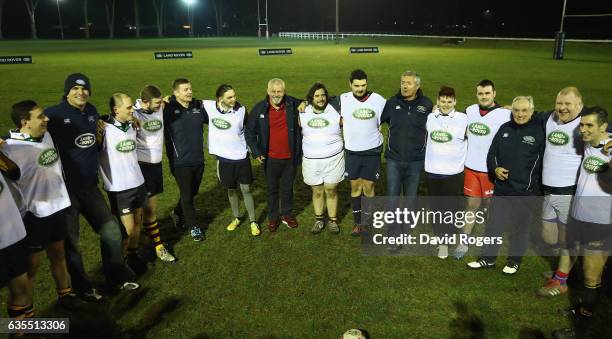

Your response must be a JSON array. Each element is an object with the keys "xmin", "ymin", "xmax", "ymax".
[{"xmin": 278, "ymin": 32, "xmax": 612, "ymax": 43}]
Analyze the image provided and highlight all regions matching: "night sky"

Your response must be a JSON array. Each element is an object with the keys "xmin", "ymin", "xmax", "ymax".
[{"xmin": 1, "ymin": 0, "xmax": 611, "ymax": 39}]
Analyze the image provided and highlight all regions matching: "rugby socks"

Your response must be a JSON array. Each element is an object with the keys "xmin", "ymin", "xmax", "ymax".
[
  {"xmin": 315, "ymin": 214, "xmax": 325, "ymax": 222},
  {"xmin": 581, "ymin": 284, "xmax": 601, "ymax": 317},
  {"xmin": 144, "ymin": 221, "xmax": 163, "ymax": 250},
  {"xmin": 552, "ymin": 270, "xmax": 569, "ymax": 286},
  {"xmin": 240, "ymin": 184, "xmax": 256, "ymax": 222},
  {"xmin": 7, "ymin": 304, "xmax": 27, "ymax": 319},
  {"xmin": 351, "ymin": 196, "xmax": 362, "ymax": 225},
  {"xmin": 24, "ymin": 304, "xmax": 35, "ymax": 318},
  {"xmin": 227, "ymin": 189, "xmax": 241, "ymax": 219},
  {"xmin": 57, "ymin": 287, "xmax": 73, "ymax": 298},
  {"xmin": 329, "ymin": 216, "xmax": 339, "ymax": 223}
]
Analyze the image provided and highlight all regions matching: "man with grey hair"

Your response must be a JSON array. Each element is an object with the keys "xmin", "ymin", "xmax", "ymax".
[
  {"xmin": 381, "ymin": 70, "xmax": 433, "ymax": 197},
  {"xmin": 246, "ymin": 78, "xmax": 303, "ymax": 232},
  {"xmin": 466, "ymin": 96, "xmax": 545, "ymax": 274}
]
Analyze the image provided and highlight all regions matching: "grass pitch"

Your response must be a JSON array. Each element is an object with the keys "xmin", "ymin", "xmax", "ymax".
[{"xmin": 0, "ymin": 37, "xmax": 611, "ymax": 338}]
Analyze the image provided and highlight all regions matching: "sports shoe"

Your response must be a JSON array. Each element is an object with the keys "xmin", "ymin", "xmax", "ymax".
[
  {"xmin": 466, "ymin": 258, "xmax": 495, "ymax": 269},
  {"xmin": 437, "ymin": 245, "xmax": 449, "ymax": 259},
  {"xmin": 120, "ymin": 281, "xmax": 140, "ymax": 291},
  {"xmin": 156, "ymin": 245, "xmax": 176, "ymax": 262},
  {"xmin": 328, "ymin": 220, "xmax": 340, "ymax": 234},
  {"xmin": 190, "ymin": 226, "xmax": 204, "ymax": 242},
  {"xmin": 226, "ymin": 218, "xmax": 240, "ymax": 231},
  {"xmin": 267, "ymin": 219, "xmax": 280, "ymax": 232},
  {"xmin": 502, "ymin": 262, "xmax": 520, "ymax": 275},
  {"xmin": 281, "ymin": 215, "xmax": 298, "ymax": 228},
  {"xmin": 57, "ymin": 292, "xmax": 88, "ymax": 310},
  {"xmin": 311, "ymin": 220, "xmax": 325, "ymax": 234},
  {"xmin": 250, "ymin": 222, "xmax": 261, "ymax": 236},
  {"xmin": 536, "ymin": 279, "xmax": 568, "ymax": 297},
  {"xmin": 351, "ymin": 224, "xmax": 364, "ymax": 237},
  {"xmin": 172, "ymin": 212, "xmax": 186, "ymax": 230},
  {"xmin": 79, "ymin": 288, "xmax": 103, "ymax": 302},
  {"xmin": 454, "ymin": 244, "xmax": 469, "ymax": 260}
]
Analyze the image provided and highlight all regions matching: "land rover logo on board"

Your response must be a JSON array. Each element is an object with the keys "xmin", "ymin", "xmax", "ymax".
[
  {"xmin": 468, "ymin": 122, "xmax": 490, "ymax": 136},
  {"xmin": 38, "ymin": 148, "xmax": 60, "ymax": 167},
  {"xmin": 547, "ymin": 131, "xmax": 570, "ymax": 146},
  {"xmin": 115, "ymin": 139, "xmax": 136, "ymax": 153},
  {"xmin": 212, "ymin": 118, "xmax": 231, "ymax": 130},
  {"xmin": 582, "ymin": 156, "xmax": 606, "ymax": 174},
  {"xmin": 307, "ymin": 118, "xmax": 330, "ymax": 128},
  {"xmin": 143, "ymin": 119, "xmax": 163, "ymax": 132},
  {"xmin": 352, "ymin": 108, "xmax": 376, "ymax": 120},
  {"xmin": 74, "ymin": 133, "xmax": 95, "ymax": 148},
  {"xmin": 430, "ymin": 130, "xmax": 452, "ymax": 143}
]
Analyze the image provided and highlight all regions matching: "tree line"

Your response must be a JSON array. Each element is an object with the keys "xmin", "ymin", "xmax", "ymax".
[{"xmin": 0, "ymin": 0, "xmax": 226, "ymax": 39}]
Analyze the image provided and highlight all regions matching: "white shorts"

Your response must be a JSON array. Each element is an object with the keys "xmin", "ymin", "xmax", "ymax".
[
  {"xmin": 302, "ymin": 151, "xmax": 345, "ymax": 186},
  {"xmin": 542, "ymin": 194, "xmax": 572, "ymax": 224}
]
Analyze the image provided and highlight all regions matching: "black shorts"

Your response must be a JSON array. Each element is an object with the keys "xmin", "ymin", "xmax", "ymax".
[
  {"xmin": 217, "ymin": 159, "xmax": 253, "ymax": 189},
  {"xmin": 107, "ymin": 185, "xmax": 147, "ymax": 216},
  {"xmin": 565, "ymin": 216, "xmax": 612, "ymax": 252},
  {"xmin": 345, "ymin": 152, "xmax": 381, "ymax": 181},
  {"xmin": 23, "ymin": 208, "xmax": 69, "ymax": 253},
  {"xmin": 0, "ymin": 239, "xmax": 28, "ymax": 287},
  {"xmin": 139, "ymin": 162, "xmax": 163, "ymax": 197}
]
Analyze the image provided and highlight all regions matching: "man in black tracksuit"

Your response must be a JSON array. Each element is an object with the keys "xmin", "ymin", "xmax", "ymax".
[
  {"xmin": 381, "ymin": 71, "xmax": 433, "ymax": 197},
  {"xmin": 163, "ymin": 78, "xmax": 207, "ymax": 242},
  {"xmin": 45, "ymin": 73, "xmax": 138, "ymax": 298},
  {"xmin": 245, "ymin": 78, "xmax": 302, "ymax": 232},
  {"xmin": 467, "ymin": 96, "xmax": 545, "ymax": 274}
]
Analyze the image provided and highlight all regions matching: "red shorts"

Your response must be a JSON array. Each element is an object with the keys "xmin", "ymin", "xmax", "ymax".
[{"xmin": 463, "ymin": 167, "xmax": 494, "ymax": 198}]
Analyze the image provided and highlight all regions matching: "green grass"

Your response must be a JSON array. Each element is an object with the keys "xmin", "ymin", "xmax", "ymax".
[{"xmin": 1, "ymin": 37, "xmax": 611, "ymax": 338}]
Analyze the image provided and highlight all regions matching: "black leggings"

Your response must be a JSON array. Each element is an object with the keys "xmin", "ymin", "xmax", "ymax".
[
  {"xmin": 171, "ymin": 165, "xmax": 204, "ymax": 227},
  {"xmin": 426, "ymin": 172, "xmax": 464, "ymax": 237}
]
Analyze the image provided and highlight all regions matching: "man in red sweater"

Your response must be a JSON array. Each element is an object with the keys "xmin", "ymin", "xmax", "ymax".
[{"xmin": 246, "ymin": 79, "xmax": 304, "ymax": 232}]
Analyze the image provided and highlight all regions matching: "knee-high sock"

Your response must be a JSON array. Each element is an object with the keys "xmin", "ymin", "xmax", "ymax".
[
  {"xmin": 240, "ymin": 184, "xmax": 256, "ymax": 222},
  {"xmin": 352, "ymin": 195, "xmax": 362, "ymax": 225},
  {"xmin": 228, "ymin": 189, "xmax": 241, "ymax": 219},
  {"xmin": 144, "ymin": 221, "xmax": 163, "ymax": 249}
]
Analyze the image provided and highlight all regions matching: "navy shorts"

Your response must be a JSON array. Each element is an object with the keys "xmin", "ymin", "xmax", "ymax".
[
  {"xmin": 217, "ymin": 159, "xmax": 253, "ymax": 189},
  {"xmin": 107, "ymin": 185, "xmax": 147, "ymax": 216},
  {"xmin": 23, "ymin": 208, "xmax": 69, "ymax": 253},
  {"xmin": 139, "ymin": 162, "xmax": 164, "ymax": 197},
  {"xmin": 0, "ymin": 239, "xmax": 28, "ymax": 287},
  {"xmin": 345, "ymin": 152, "xmax": 381, "ymax": 181}
]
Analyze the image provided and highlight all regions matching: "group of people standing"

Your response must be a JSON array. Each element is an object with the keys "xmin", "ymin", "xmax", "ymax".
[{"xmin": 1, "ymin": 69, "xmax": 610, "ymax": 338}]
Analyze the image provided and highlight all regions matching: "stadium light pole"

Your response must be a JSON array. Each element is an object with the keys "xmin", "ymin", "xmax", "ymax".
[
  {"xmin": 183, "ymin": 0, "xmax": 195, "ymax": 37},
  {"xmin": 55, "ymin": 0, "xmax": 64, "ymax": 40}
]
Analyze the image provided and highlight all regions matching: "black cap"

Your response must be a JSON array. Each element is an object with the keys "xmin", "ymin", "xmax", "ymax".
[{"xmin": 64, "ymin": 73, "xmax": 91, "ymax": 96}]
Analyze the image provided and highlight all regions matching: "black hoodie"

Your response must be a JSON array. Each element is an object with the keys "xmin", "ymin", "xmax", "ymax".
[{"xmin": 380, "ymin": 89, "xmax": 433, "ymax": 161}]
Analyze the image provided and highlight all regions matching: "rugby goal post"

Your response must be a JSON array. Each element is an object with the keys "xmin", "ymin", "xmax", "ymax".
[{"xmin": 554, "ymin": 0, "xmax": 612, "ymax": 59}]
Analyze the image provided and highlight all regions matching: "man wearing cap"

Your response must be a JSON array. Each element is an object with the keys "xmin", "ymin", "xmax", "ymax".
[{"xmin": 44, "ymin": 73, "xmax": 139, "ymax": 299}]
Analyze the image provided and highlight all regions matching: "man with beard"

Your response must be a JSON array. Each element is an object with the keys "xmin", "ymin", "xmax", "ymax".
[{"xmin": 300, "ymin": 83, "xmax": 344, "ymax": 234}]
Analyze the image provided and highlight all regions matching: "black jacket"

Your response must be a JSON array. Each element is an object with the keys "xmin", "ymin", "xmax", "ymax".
[
  {"xmin": 163, "ymin": 96, "xmax": 207, "ymax": 168},
  {"xmin": 245, "ymin": 95, "xmax": 302, "ymax": 168},
  {"xmin": 381, "ymin": 89, "xmax": 433, "ymax": 161},
  {"xmin": 487, "ymin": 117, "xmax": 545, "ymax": 196},
  {"xmin": 44, "ymin": 99, "xmax": 100, "ymax": 187}
]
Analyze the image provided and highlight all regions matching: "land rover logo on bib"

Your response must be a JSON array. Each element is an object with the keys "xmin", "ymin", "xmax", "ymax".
[
  {"xmin": 38, "ymin": 148, "xmax": 60, "ymax": 167},
  {"xmin": 143, "ymin": 119, "xmax": 162, "ymax": 132},
  {"xmin": 115, "ymin": 139, "xmax": 136, "ymax": 153},
  {"xmin": 74, "ymin": 133, "xmax": 95, "ymax": 148},
  {"xmin": 307, "ymin": 118, "xmax": 329, "ymax": 128},
  {"xmin": 547, "ymin": 131, "xmax": 570, "ymax": 146},
  {"xmin": 212, "ymin": 118, "xmax": 231, "ymax": 130},
  {"xmin": 430, "ymin": 130, "xmax": 452, "ymax": 143},
  {"xmin": 468, "ymin": 122, "xmax": 490, "ymax": 136},
  {"xmin": 583, "ymin": 156, "xmax": 606, "ymax": 174},
  {"xmin": 352, "ymin": 108, "xmax": 376, "ymax": 120}
]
